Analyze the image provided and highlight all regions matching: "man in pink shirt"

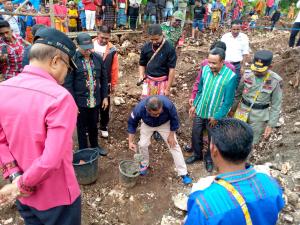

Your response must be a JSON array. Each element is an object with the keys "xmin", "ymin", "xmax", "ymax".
[{"xmin": 0, "ymin": 28, "xmax": 81, "ymax": 225}]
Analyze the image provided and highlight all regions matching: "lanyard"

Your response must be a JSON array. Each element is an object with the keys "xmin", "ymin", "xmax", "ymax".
[{"xmin": 216, "ymin": 179, "xmax": 253, "ymax": 225}]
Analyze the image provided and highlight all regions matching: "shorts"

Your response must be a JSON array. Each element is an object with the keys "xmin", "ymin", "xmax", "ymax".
[{"xmin": 192, "ymin": 19, "xmax": 204, "ymax": 31}]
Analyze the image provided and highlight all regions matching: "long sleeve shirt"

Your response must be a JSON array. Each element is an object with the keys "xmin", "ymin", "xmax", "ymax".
[
  {"xmin": 190, "ymin": 59, "xmax": 235, "ymax": 100},
  {"xmin": 0, "ymin": 65, "xmax": 80, "ymax": 210},
  {"xmin": 193, "ymin": 65, "xmax": 237, "ymax": 119},
  {"xmin": 128, "ymin": 95, "xmax": 179, "ymax": 134}
]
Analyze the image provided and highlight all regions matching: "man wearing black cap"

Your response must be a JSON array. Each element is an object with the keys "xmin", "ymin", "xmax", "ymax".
[
  {"xmin": 233, "ymin": 50, "xmax": 283, "ymax": 144},
  {"xmin": 0, "ymin": 28, "xmax": 81, "ymax": 225},
  {"xmin": 139, "ymin": 24, "xmax": 177, "ymax": 97},
  {"xmin": 64, "ymin": 33, "xmax": 109, "ymax": 156}
]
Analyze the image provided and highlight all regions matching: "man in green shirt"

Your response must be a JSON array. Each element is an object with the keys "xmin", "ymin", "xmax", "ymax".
[
  {"xmin": 161, "ymin": 10, "xmax": 184, "ymax": 48},
  {"xmin": 186, "ymin": 47, "xmax": 237, "ymax": 172}
]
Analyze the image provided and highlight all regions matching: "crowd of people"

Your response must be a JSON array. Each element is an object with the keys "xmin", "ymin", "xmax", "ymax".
[{"xmin": 0, "ymin": 0, "xmax": 299, "ymax": 224}]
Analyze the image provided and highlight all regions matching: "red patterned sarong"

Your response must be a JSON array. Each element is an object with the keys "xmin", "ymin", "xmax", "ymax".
[{"xmin": 141, "ymin": 75, "xmax": 168, "ymax": 98}]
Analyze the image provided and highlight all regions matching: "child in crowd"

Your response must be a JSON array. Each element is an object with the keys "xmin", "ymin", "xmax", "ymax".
[
  {"xmin": 192, "ymin": 0, "xmax": 206, "ymax": 39},
  {"xmin": 249, "ymin": 10, "xmax": 258, "ymax": 30},
  {"xmin": 68, "ymin": 1, "xmax": 78, "ymax": 32}
]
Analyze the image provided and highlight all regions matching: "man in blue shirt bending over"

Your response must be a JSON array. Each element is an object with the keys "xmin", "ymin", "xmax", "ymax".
[
  {"xmin": 185, "ymin": 118, "xmax": 284, "ymax": 225},
  {"xmin": 128, "ymin": 95, "xmax": 192, "ymax": 184}
]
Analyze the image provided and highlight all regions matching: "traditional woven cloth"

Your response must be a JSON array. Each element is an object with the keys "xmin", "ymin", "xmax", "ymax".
[
  {"xmin": 103, "ymin": 5, "xmax": 116, "ymax": 29},
  {"xmin": 141, "ymin": 75, "xmax": 168, "ymax": 98}
]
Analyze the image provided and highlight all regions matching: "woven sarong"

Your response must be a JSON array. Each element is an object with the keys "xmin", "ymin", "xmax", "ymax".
[
  {"xmin": 104, "ymin": 5, "xmax": 116, "ymax": 29},
  {"xmin": 141, "ymin": 75, "xmax": 168, "ymax": 98}
]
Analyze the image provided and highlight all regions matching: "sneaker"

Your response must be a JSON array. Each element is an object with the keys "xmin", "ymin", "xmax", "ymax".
[
  {"xmin": 181, "ymin": 174, "xmax": 192, "ymax": 185},
  {"xmin": 100, "ymin": 130, "xmax": 109, "ymax": 138},
  {"xmin": 139, "ymin": 164, "xmax": 148, "ymax": 176},
  {"xmin": 183, "ymin": 145, "xmax": 193, "ymax": 153}
]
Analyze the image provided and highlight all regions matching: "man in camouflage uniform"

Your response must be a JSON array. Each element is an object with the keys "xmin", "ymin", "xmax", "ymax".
[
  {"xmin": 234, "ymin": 50, "xmax": 283, "ymax": 144},
  {"xmin": 161, "ymin": 11, "xmax": 185, "ymax": 48}
]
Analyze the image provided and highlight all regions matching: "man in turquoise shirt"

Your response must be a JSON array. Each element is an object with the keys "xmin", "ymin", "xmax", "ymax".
[
  {"xmin": 186, "ymin": 47, "xmax": 237, "ymax": 172},
  {"xmin": 185, "ymin": 118, "xmax": 284, "ymax": 225}
]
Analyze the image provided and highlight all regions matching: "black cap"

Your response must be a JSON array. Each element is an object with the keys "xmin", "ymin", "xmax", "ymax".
[
  {"xmin": 34, "ymin": 28, "xmax": 77, "ymax": 69},
  {"xmin": 76, "ymin": 33, "xmax": 94, "ymax": 50},
  {"xmin": 251, "ymin": 50, "xmax": 273, "ymax": 73}
]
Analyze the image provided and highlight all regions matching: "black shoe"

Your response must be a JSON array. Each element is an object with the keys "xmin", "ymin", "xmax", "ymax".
[
  {"xmin": 205, "ymin": 160, "xmax": 213, "ymax": 172},
  {"xmin": 185, "ymin": 156, "xmax": 202, "ymax": 164},
  {"xmin": 184, "ymin": 145, "xmax": 193, "ymax": 153},
  {"xmin": 96, "ymin": 146, "xmax": 108, "ymax": 156}
]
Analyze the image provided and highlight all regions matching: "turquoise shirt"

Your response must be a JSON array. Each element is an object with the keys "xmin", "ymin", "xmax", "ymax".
[
  {"xmin": 185, "ymin": 166, "xmax": 285, "ymax": 225},
  {"xmin": 193, "ymin": 65, "xmax": 237, "ymax": 119}
]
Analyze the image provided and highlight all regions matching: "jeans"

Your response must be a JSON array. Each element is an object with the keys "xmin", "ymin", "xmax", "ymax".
[
  {"xmin": 191, "ymin": 117, "xmax": 212, "ymax": 162},
  {"xmin": 16, "ymin": 196, "xmax": 81, "ymax": 225},
  {"xmin": 192, "ymin": 19, "xmax": 204, "ymax": 31},
  {"xmin": 164, "ymin": 7, "xmax": 173, "ymax": 18},
  {"xmin": 77, "ymin": 106, "xmax": 99, "ymax": 149},
  {"xmin": 289, "ymin": 22, "xmax": 300, "ymax": 47},
  {"xmin": 265, "ymin": 6, "xmax": 271, "ymax": 16},
  {"xmin": 206, "ymin": 14, "xmax": 211, "ymax": 28}
]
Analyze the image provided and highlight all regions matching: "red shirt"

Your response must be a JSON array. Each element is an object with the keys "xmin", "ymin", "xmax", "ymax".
[
  {"xmin": 82, "ymin": 0, "xmax": 99, "ymax": 11},
  {"xmin": 54, "ymin": 4, "xmax": 68, "ymax": 18},
  {"xmin": 35, "ymin": 15, "xmax": 51, "ymax": 27},
  {"xmin": 0, "ymin": 34, "xmax": 25, "ymax": 79}
]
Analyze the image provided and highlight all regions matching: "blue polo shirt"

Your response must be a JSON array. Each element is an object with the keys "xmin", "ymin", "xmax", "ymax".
[
  {"xmin": 127, "ymin": 95, "xmax": 179, "ymax": 134},
  {"xmin": 185, "ymin": 166, "xmax": 285, "ymax": 225}
]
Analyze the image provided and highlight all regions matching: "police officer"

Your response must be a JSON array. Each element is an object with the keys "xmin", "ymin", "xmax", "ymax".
[{"xmin": 234, "ymin": 50, "xmax": 283, "ymax": 144}]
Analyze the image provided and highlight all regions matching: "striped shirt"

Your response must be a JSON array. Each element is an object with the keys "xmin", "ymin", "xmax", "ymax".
[{"xmin": 193, "ymin": 65, "xmax": 237, "ymax": 119}]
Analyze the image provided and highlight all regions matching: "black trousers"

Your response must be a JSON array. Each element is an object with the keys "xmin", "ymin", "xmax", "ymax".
[
  {"xmin": 77, "ymin": 106, "xmax": 99, "ymax": 149},
  {"xmin": 100, "ymin": 96, "xmax": 110, "ymax": 131},
  {"xmin": 128, "ymin": 6, "xmax": 139, "ymax": 30},
  {"xmin": 191, "ymin": 116, "xmax": 212, "ymax": 161},
  {"xmin": 289, "ymin": 22, "xmax": 300, "ymax": 47},
  {"xmin": 16, "ymin": 196, "xmax": 81, "ymax": 225}
]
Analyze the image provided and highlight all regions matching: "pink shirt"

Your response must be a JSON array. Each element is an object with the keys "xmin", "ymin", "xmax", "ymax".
[
  {"xmin": 266, "ymin": 0, "xmax": 274, "ymax": 7},
  {"xmin": 35, "ymin": 16, "xmax": 51, "ymax": 27},
  {"xmin": 54, "ymin": 4, "xmax": 68, "ymax": 18},
  {"xmin": 0, "ymin": 65, "xmax": 80, "ymax": 210},
  {"xmin": 190, "ymin": 59, "xmax": 235, "ymax": 100}
]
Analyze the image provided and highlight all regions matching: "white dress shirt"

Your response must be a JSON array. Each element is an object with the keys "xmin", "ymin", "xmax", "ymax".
[
  {"xmin": 295, "ymin": 0, "xmax": 300, "ymax": 23},
  {"xmin": 221, "ymin": 32, "xmax": 249, "ymax": 63}
]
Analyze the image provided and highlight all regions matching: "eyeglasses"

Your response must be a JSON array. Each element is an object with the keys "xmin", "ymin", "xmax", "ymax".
[{"xmin": 59, "ymin": 56, "xmax": 73, "ymax": 72}]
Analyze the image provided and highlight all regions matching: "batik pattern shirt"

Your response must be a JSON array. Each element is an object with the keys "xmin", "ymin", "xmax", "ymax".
[{"xmin": 83, "ymin": 59, "xmax": 96, "ymax": 108}]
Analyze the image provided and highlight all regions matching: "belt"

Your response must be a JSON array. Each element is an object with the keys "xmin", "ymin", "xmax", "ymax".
[
  {"xmin": 242, "ymin": 98, "xmax": 269, "ymax": 110},
  {"xmin": 231, "ymin": 61, "xmax": 241, "ymax": 65}
]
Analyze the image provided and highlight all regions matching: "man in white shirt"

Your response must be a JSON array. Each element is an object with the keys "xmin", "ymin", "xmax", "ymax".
[
  {"xmin": 221, "ymin": 20, "xmax": 249, "ymax": 84},
  {"xmin": 1, "ymin": 0, "xmax": 20, "ymax": 35},
  {"xmin": 289, "ymin": 0, "xmax": 300, "ymax": 47}
]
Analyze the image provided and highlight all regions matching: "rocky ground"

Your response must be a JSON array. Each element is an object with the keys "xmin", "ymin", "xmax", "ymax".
[{"xmin": 0, "ymin": 29, "xmax": 300, "ymax": 225}]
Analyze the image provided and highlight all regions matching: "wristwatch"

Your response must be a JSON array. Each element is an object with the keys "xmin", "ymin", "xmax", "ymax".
[{"xmin": 9, "ymin": 172, "xmax": 22, "ymax": 183}]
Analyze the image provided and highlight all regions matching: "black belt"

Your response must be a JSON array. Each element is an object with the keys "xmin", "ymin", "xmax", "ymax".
[{"xmin": 242, "ymin": 98, "xmax": 269, "ymax": 110}]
